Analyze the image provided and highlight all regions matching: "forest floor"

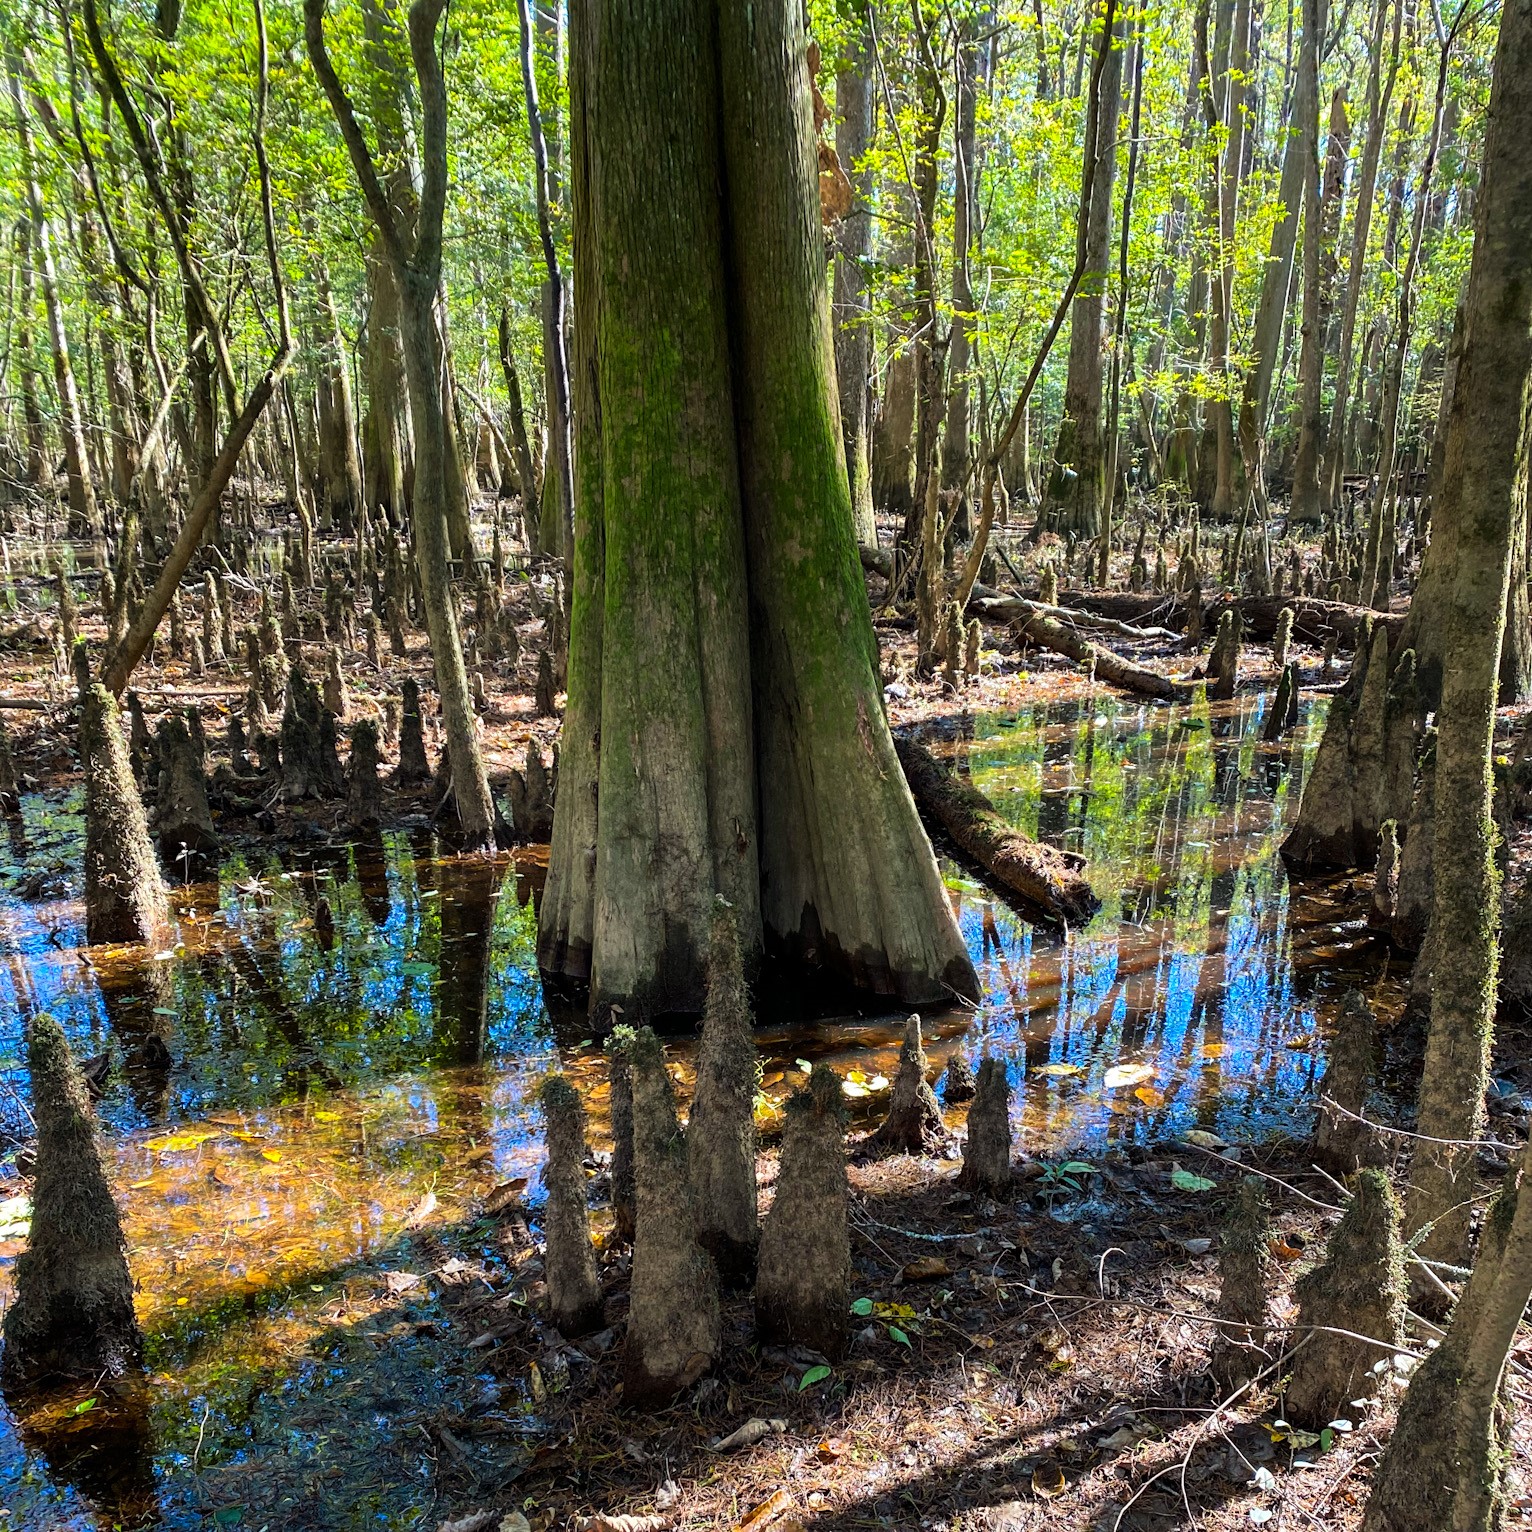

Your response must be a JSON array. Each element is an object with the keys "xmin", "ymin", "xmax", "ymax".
[{"xmin": 1, "ymin": 512, "xmax": 1531, "ymax": 1531}]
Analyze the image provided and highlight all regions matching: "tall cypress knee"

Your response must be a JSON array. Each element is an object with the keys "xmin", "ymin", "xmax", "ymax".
[
  {"xmin": 82, "ymin": 684, "xmax": 169, "ymax": 948},
  {"xmin": 623, "ymin": 1027, "xmax": 718, "ymax": 1409},
  {"xmin": 538, "ymin": 1073, "xmax": 603, "ymax": 1339},
  {"xmin": 870, "ymin": 1014, "xmax": 947, "ymax": 1156},
  {"xmin": 605, "ymin": 1026, "xmax": 636, "ymax": 1244},
  {"xmin": 3, "ymin": 1014, "xmax": 142, "ymax": 1387},
  {"xmin": 1283, "ymin": 1169, "xmax": 1405, "ymax": 1428},
  {"xmin": 686, "ymin": 901, "xmax": 759, "ymax": 1283},
  {"xmin": 956, "ymin": 1056, "xmax": 1012, "ymax": 1197},
  {"xmin": 756, "ymin": 1063, "xmax": 851, "ymax": 1360}
]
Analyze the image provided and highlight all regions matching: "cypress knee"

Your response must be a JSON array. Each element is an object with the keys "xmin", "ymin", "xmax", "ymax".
[
  {"xmin": 686, "ymin": 901, "xmax": 759, "ymax": 1283},
  {"xmin": 0, "ymin": 715, "xmax": 20, "ymax": 814},
  {"xmin": 395, "ymin": 678, "xmax": 431, "ymax": 786},
  {"xmin": 870, "ymin": 1014, "xmax": 948, "ymax": 1155},
  {"xmin": 154, "ymin": 715, "xmax": 218, "ymax": 881},
  {"xmin": 2, "ymin": 1014, "xmax": 143, "ymax": 1387},
  {"xmin": 82, "ymin": 685, "xmax": 169, "ymax": 947},
  {"xmin": 956, "ymin": 1055, "xmax": 1012, "ymax": 1197},
  {"xmin": 623, "ymin": 1027, "xmax": 719, "ymax": 1409},
  {"xmin": 942, "ymin": 1051, "xmax": 976, "ymax": 1103},
  {"xmin": 347, "ymin": 719, "xmax": 383, "ymax": 829},
  {"xmin": 1283, "ymin": 1169, "xmax": 1405, "ymax": 1428},
  {"xmin": 1313, "ymin": 991, "xmax": 1386, "ymax": 1174},
  {"xmin": 1209, "ymin": 1177, "xmax": 1273, "ymax": 1392},
  {"xmin": 755, "ymin": 1063, "xmax": 851, "ymax": 1359},
  {"xmin": 538, "ymin": 1073, "xmax": 604, "ymax": 1338},
  {"xmin": 605, "ymin": 1026, "xmax": 636, "ymax": 1244}
]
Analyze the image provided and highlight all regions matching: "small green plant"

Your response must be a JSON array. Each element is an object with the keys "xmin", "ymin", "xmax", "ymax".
[{"xmin": 1038, "ymin": 1159, "xmax": 1096, "ymax": 1200}]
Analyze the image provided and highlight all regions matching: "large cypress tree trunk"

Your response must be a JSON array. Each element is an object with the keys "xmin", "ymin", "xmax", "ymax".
[
  {"xmin": 543, "ymin": 0, "xmax": 760, "ymax": 1016},
  {"xmin": 541, "ymin": 0, "xmax": 978, "ymax": 1023},
  {"xmin": 1397, "ymin": 0, "xmax": 1532, "ymax": 1274},
  {"xmin": 717, "ymin": 0, "xmax": 978, "ymax": 1006}
]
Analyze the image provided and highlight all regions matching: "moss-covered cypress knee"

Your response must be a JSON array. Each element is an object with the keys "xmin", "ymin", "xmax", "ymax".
[
  {"xmin": 605, "ymin": 1026, "xmax": 637, "ymax": 1245},
  {"xmin": 686, "ymin": 901, "xmax": 759, "ymax": 1283},
  {"xmin": 1313, "ymin": 991, "xmax": 1386, "ymax": 1176},
  {"xmin": 1283, "ymin": 1168, "xmax": 1405, "ymax": 1428},
  {"xmin": 755, "ymin": 1063, "xmax": 851, "ymax": 1359},
  {"xmin": 538, "ymin": 1073, "xmax": 604, "ymax": 1338},
  {"xmin": 956, "ymin": 1056, "xmax": 1012, "ymax": 1197},
  {"xmin": 623, "ymin": 1027, "xmax": 719, "ymax": 1409},
  {"xmin": 82, "ymin": 685, "xmax": 169, "ymax": 948},
  {"xmin": 1209, "ymin": 1176, "xmax": 1273, "ymax": 1392},
  {"xmin": 2, "ymin": 1014, "xmax": 143, "ymax": 1387},
  {"xmin": 1272, "ymin": 606, "xmax": 1294, "ymax": 672},
  {"xmin": 870, "ymin": 1014, "xmax": 947, "ymax": 1156}
]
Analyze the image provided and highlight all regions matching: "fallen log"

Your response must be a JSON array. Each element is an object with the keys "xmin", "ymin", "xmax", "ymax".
[
  {"xmin": 973, "ymin": 597, "xmax": 1181, "ymax": 699},
  {"xmin": 1058, "ymin": 589, "xmax": 1404, "ymax": 649},
  {"xmin": 894, "ymin": 735, "xmax": 1100, "ymax": 926}
]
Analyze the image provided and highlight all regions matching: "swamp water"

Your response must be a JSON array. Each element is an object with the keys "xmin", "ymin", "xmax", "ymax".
[{"xmin": 0, "ymin": 686, "xmax": 1398, "ymax": 1529}]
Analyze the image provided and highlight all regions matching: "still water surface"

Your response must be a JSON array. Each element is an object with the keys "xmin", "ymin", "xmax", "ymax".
[{"xmin": 0, "ymin": 686, "xmax": 1395, "ymax": 1528}]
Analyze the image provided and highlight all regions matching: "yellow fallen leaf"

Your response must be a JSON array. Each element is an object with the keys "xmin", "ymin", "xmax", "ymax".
[
  {"xmin": 313, "ymin": 1111, "xmax": 341, "ymax": 1123},
  {"xmin": 1134, "ymin": 1085, "xmax": 1166, "ymax": 1107},
  {"xmin": 1201, "ymin": 1042, "xmax": 1228, "ymax": 1059},
  {"xmin": 145, "ymin": 1129, "xmax": 217, "ymax": 1154},
  {"xmin": 1103, "ymin": 1062, "xmax": 1155, "ymax": 1090},
  {"xmin": 260, "ymin": 1149, "xmax": 283, "ymax": 1162},
  {"xmin": 1036, "ymin": 1062, "xmax": 1082, "ymax": 1078}
]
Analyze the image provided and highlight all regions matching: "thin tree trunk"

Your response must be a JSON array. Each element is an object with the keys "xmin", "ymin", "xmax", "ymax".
[
  {"xmin": 1322, "ymin": 0, "xmax": 1400, "ymax": 509},
  {"xmin": 833, "ymin": 7, "xmax": 877, "ymax": 545},
  {"xmin": 516, "ymin": 0, "xmax": 574, "ymax": 576},
  {"xmin": 1047, "ymin": 2, "xmax": 1124, "ymax": 537},
  {"xmin": 8, "ymin": 56, "xmax": 100, "ymax": 543},
  {"xmin": 1288, "ymin": 0, "xmax": 1325, "ymax": 521},
  {"xmin": 306, "ymin": 0, "xmax": 497, "ymax": 850}
]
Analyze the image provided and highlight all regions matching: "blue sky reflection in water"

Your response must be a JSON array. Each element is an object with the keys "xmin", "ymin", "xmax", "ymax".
[{"xmin": 943, "ymin": 683, "xmax": 1388, "ymax": 1154}]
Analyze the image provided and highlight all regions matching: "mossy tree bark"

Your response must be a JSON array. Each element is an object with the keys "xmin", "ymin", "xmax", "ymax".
[
  {"xmin": 541, "ymin": 0, "xmax": 978, "ymax": 1023},
  {"xmin": 306, "ymin": 0, "xmax": 497, "ymax": 851},
  {"xmin": 1400, "ymin": 0, "xmax": 1532, "ymax": 1273},
  {"xmin": 1363, "ymin": 1148, "xmax": 1532, "ymax": 1532}
]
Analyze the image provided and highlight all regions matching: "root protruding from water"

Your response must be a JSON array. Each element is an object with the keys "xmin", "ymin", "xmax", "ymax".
[{"xmin": 2, "ymin": 1015, "xmax": 143, "ymax": 1389}]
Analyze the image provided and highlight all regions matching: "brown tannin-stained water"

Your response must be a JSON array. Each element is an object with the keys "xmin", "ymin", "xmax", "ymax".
[{"xmin": 0, "ymin": 686, "xmax": 1400, "ymax": 1529}]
